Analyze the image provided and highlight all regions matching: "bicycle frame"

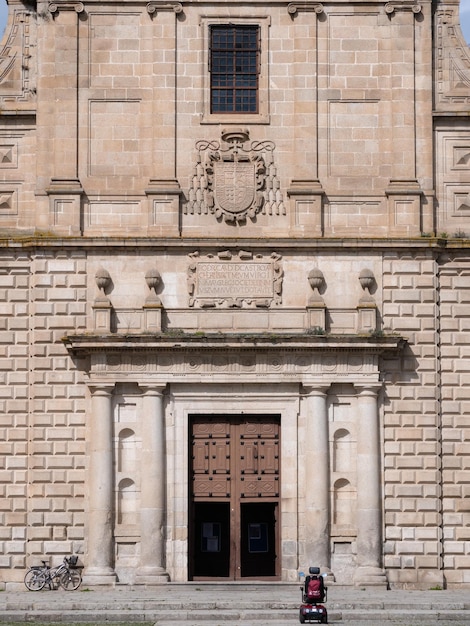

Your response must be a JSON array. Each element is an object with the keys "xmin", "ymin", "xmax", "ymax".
[{"xmin": 24, "ymin": 556, "xmax": 82, "ymax": 591}]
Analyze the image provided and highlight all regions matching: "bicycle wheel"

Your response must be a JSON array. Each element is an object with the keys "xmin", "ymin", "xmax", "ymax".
[
  {"xmin": 59, "ymin": 569, "xmax": 82, "ymax": 590},
  {"xmin": 24, "ymin": 569, "xmax": 46, "ymax": 591}
]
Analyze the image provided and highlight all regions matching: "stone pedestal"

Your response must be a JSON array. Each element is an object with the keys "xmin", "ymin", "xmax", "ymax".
[
  {"xmin": 287, "ymin": 179, "xmax": 324, "ymax": 237},
  {"xmin": 143, "ymin": 302, "xmax": 162, "ymax": 332},
  {"xmin": 46, "ymin": 178, "xmax": 83, "ymax": 236},
  {"xmin": 146, "ymin": 178, "xmax": 182, "ymax": 237},
  {"xmin": 357, "ymin": 303, "xmax": 377, "ymax": 333},
  {"xmin": 93, "ymin": 299, "xmax": 112, "ymax": 332}
]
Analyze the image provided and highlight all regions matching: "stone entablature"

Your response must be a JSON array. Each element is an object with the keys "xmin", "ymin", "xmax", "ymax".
[{"xmin": 63, "ymin": 335, "xmax": 403, "ymax": 384}]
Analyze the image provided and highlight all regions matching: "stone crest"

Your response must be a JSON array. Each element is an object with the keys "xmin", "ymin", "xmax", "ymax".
[
  {"xmin": 186, "ymin": 129, "xmax": 285, "ymax": 223},
  {"xmin": 187, "ymin": 249, "xmax": 283, "ymax": 308}
]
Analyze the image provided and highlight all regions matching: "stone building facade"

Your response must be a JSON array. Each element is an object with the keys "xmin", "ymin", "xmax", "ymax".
[{"xmin": 0, "ymin": 0, "xmax": 469, "ymax": 589}]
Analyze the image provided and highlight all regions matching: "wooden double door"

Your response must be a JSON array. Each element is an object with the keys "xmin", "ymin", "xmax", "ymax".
[{"xmin": 189, "ymin": 415, "xmax": 280, "ymax": 580}]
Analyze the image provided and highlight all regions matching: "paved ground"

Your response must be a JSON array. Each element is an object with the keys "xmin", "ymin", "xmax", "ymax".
[{"xmin": 0, "ymin": 584, "xmax": 469, "ymax": 624}]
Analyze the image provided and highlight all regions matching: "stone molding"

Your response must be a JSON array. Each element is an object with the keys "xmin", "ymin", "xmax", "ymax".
[{"xmin": 62, "ymin": 336, "xmax": 404, "ymax": 384}]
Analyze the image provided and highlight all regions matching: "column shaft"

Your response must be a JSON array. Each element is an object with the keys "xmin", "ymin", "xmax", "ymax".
[
  {"xmin": 137, "ymin": 386, "xmax": 169, "ymax": 582},
  {"xmin": 84, "ymin": 386, "xmax": 117, "ymax": 584},
  {"xmin": 304, "ymin": 387, "xmax": 330, "ymax": 570},
  {"xmin": 354, "ymin": 386, "xmax": 387, "ymax": 586}
]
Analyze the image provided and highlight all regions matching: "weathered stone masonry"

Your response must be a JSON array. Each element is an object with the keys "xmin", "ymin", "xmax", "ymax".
[{"xmin": 0, "ymin": 0, "xmax": 470, "ymax": 589}]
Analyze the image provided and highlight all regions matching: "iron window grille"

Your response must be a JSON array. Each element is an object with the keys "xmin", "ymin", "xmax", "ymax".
[{"xmin": 209, "ymin": 25, "xmax": 260, "ymax": 114}]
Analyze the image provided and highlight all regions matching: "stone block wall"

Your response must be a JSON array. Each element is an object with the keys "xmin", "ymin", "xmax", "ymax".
[
  {"xmin": 0, "ymin": 249, "xmax": 87, "ymax": 582},
  {"xmin": 439, "ymin": 257, "xmax": 470, "ymax": 586},
  {"xmin": 382, "ymin": 251, "xmax": 443, "ymax": 587}
]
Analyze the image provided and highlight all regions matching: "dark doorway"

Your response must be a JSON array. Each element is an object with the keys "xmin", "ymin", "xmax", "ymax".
[
  {"xmin": 189, "ymin": 415, "xmax": 280, "ymax": 580},
  {"xmin": 241, "ymin": 502, "xmax": 277, "ymax": 577},
  {"xmin": 192, "ymin": 502, "xmax": 230, "ymax": 577}
]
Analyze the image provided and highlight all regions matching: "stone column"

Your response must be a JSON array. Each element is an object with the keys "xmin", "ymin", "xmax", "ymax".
[
  {"xmin": 303, "ymin": 386, "xmax": 330, "ymax": 572},
  {"xmin": 84, "ymin": 385, "xmax": 117, "ymax": 585},
  {"xmin": 354, "ymin": 385, "xmax": 387, "ymax": 587},
  {"xmin": 136, "ymin": 386, "xmax": 169, "ymax": 582}
]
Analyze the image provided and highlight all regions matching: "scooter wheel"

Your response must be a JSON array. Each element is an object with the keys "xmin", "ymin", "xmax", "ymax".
[{"xmin": 299, "ymin": 611, "xmax": 305, "ymax": 624}]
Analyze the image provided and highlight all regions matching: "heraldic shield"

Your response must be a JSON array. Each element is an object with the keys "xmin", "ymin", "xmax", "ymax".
[
  {"xmin": 213, "ymin": 161, "xmax": 256, "ymax": 217},
  {"xmin": 186, "ymin": 129, "xmax": 285, "ymax": 223}
]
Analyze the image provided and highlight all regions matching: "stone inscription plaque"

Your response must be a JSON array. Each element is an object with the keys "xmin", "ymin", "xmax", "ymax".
[
  {"xmin": 197, "ymin": 262, "xmax": 273, "ymax": 299},
  {"xmin": 188, "ymin": 250, "xmax": 283, "ymax": 308}
]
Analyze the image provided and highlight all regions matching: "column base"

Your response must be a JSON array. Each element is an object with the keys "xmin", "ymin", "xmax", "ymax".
[
  {"xmin": 135, "ymin": 573, "xmax": 170, "ymax": 585},
  {"xmin": 353, "ymin": 566, "xmax": 388, "ymax": 588},
  {"xmin": 82, "ymin": 568, "xmax": 118, "ymax": 586}
]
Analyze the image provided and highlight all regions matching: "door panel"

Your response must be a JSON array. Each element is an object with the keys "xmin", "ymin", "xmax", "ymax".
[{"xmin": 190, "ymin": 415, "xmax": 280, "ymax": 580}]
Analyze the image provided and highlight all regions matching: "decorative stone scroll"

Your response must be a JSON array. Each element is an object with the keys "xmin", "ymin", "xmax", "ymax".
[
  {"xmin": 384, "ymin": 0, "xmax": 421, "ymax": 14},
  {"xmin": 187, "ymin": 250, "xmax": 283, "ymax": 308},
  {"xmin": 186, "ymin": 129, "xmax": 285, "ymax": 224},
  {"xmin": 146, "ymin": 1, "xmax": 183, "ymax": 15},
  {"xmin": 287, "ymin": 2, "xmax": 324, "ymax": 15},
  {"xmin": 48, "ymin": 1, "xmax": 85, "ymax": 13}
]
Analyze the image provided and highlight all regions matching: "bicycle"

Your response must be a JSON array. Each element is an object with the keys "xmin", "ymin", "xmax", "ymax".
[{"xmin": 24, "ymin": 556, "xmax": 82, "ymax": 591}]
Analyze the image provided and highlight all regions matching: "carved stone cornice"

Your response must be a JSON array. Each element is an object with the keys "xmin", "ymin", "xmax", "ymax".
[
  {"xmin": 287, "ymin": 2, "xmax": 324, "ymax": 15},
  {"xmin": 384, "ymin": 0, "xmax": 421, "ymax": 14},
  {"xmin": 48, "ymin": 1, "xmax": 85, "ymax": 13},
  {"xmin": 146, "ymin": 1, "xmax": 183, "ymax": 15}
]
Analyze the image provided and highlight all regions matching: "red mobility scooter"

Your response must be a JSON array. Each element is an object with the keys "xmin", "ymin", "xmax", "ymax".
[{"xmin": 299, "ymin": 566, "xmax": 328, "ymax": 624}]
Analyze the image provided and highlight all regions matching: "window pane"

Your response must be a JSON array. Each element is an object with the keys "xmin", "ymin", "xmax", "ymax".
[{"xmin": 210, "ymin": 25, "xmax": 259, "ymax": 114}]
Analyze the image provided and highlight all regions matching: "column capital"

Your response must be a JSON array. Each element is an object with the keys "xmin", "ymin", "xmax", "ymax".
[
  {"xmin": 302, "ymin": 385, "xmax": 330, "ymax": 397},
  {"xmin": 89, "ymin": 384, "xmax": 115, "ymax": 397},
  {"xmin": 354, "ymin": 384, "xmax": 382, "ymax": 397},
  {"xmin": 139, "ymin": 384, "xmax": 166, "ymax": 396}
]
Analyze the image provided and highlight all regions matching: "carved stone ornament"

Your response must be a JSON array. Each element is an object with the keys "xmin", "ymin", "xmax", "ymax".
[
  {"xmin": 384, "ymin": 0, "xmax": 421, "ymax": 14},
  {"xmin": 186, "ymin": 129, "xmax": 285, "ymax": 223},
  {"xmin": 435, "ymin": 6, "xmax": 470, "ymax": 106},
  {"xmin": 187, "ymin": 249, "xmax": 283, "ymax": 308}
]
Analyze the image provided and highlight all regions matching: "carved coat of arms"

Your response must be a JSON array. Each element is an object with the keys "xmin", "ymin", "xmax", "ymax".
[{"xmin": 186, "ymin": 128, "xmax": 285, "ymax": 223}]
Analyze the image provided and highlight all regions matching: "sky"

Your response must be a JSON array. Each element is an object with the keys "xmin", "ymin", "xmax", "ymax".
[{"xmin": 0, "ymin": 1, "xmax": 467, "ymax": 48}]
